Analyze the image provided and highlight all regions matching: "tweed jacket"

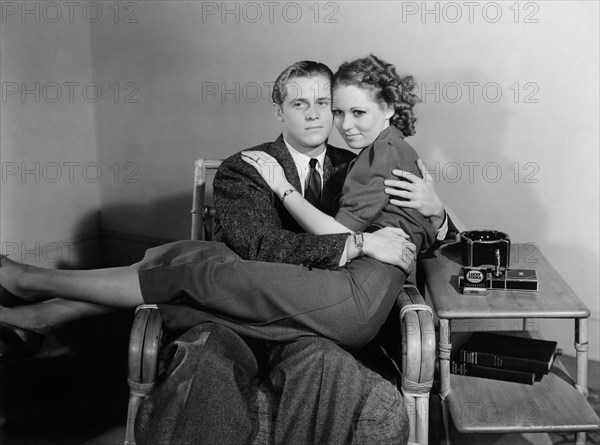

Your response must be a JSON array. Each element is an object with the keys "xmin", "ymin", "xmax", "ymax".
[{"xmin": 214, "ymin": 134, "xmax": 356, "ymax": 269}]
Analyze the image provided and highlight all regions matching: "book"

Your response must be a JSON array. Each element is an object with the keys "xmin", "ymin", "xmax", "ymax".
[
  {"xmin": 451, "ymin": 360, "xmax": 540, "ymax": 385},
  {"xmin": 460, "ymin": 332, "xmax": 557, "ymax": 374}
]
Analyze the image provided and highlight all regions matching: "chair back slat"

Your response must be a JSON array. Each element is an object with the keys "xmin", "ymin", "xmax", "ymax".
[{"xmin": 191, "ymin": 159, "xmax": 222, "ymax": 241}]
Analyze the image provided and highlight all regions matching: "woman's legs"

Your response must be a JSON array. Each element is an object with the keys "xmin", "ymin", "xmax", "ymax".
[
  {"xmin": 139, "ymin": 241, "xmax": 406, "ymax": 348},
  {"xmin": 0, "ymin": 299, "xmax": 116, "ymax": 332},
  {"xmin": 3, "ymin": 239, "xmax": 405, "ymax": 347},
  {"xmin": 1, "ymin": 256, "xmax": 144, "ymax": 308}
]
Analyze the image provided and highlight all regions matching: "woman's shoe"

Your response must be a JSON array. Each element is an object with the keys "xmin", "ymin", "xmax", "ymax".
[{"xmin": 0, "ymin": 320, "xmax": 46, "ymax": 364}]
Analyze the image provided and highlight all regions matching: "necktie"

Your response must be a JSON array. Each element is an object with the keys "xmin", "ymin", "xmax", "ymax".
[{"xmin": 304, "ymin": 158, "xmax": 322, "ymax": 207}]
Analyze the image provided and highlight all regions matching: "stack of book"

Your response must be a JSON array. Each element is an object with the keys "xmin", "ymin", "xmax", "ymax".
[{"xmin": 451, "ymin": 332, "xmax": 558, "ymax": 385}]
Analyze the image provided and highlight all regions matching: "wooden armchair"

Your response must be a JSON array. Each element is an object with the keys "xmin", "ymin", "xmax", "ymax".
[{"xmin": 124, "ymin": 160, "xmax": 436, "ymax": 445}]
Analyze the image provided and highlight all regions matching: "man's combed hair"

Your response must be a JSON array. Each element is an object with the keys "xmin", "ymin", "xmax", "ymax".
[
  {"xmin": 333, "ymin": 54, "xmax": 420, "ymax": 136},
  {"xmin": 272, "ymin": 61, "xmax": 334, "ymax": 106}
]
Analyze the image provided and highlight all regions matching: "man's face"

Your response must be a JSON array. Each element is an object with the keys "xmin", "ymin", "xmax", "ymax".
[{"xmin": 274, "ymin": 75, "xmax": 334, "ymax": 154}]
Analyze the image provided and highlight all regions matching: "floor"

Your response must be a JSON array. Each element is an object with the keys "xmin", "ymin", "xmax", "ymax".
[
  {"xmin": 1, "ymin": 334, "xmax": 598, "ymax": 445},
  {"xmin": 0, "ymin": 313, "xmax": 133, "ymax": 445}
]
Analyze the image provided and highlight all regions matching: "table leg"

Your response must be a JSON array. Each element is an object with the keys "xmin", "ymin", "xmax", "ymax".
[
  {"xmin": 575, "ymin": 317, "xmax": 589, "ymax": 445},
  {"xmin": 439, "ymin": 319, "xmax": 451, "ymax": 445}
]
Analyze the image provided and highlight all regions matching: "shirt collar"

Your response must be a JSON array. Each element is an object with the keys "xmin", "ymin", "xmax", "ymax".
[{"xmin": 283, "ymin": 138, "xmax": 326, "ymax": 173}]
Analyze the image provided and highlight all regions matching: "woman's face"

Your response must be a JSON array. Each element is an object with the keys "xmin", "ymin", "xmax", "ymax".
[{"xmin": 332, "ymin": 84, "xmax": 394, "ymax": 149}]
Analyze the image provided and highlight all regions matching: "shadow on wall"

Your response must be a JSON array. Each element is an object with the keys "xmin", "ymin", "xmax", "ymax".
[
  {"xmin": 4, "ymin": 210, "xmax": 104, "ymax": 271},
  {"xmin": 99, "ymin": 191, "xmax": 193, "ymax": 266},
  {"xmin": 57, "ymin": 210, "xmax": 103, "ymax": 270}
]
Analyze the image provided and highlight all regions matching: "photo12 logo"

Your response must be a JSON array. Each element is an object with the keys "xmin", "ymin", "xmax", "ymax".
[
  {"xmin": 1, "ymin": 81, "xmax": 140, "ymax": 104},
  {"xmin": 415, "ymin": 81, "xmax": 540, "ymax": 104},
  {"xmin": 202, "ymin": 81, "xmax": 275, "ymax": 103},
  {"xmin": 2, "ymin": 241, "xmax": 74, "ymax": 264},
  {"xmin": 0, "ymin": 1, "xmax": 140, "ymax": 24},
  {"xmin": 201, "ymin": 1, "xmax": 340, "ymax": 24},
  {"xmin": 447, "ymin": 401, "xmax": 540, "ymax": 425},
  {"xmin": 401, "ymin": 2, "xmax": 540, "ymax": 24},
  {"xmin": 1, "ymin": 161, "xmax": 140, "ymax": 184},
  {"xmin": 201, "ymin": 79, "xmax": 331, "ymax": 104},
  {"xmin": 424, "ymin": 161, "xmax": 540, "ymax": 184}
]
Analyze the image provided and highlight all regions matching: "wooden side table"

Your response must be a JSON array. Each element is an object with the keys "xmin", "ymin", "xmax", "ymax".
[{"xmin": 420, "ymin": 242, "xmax": 600, "ymax": 444}]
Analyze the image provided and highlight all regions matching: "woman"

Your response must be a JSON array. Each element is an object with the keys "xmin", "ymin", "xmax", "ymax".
[{"xmin": 1, "ymin": 55, "xmax": 443, "ymax": 349}]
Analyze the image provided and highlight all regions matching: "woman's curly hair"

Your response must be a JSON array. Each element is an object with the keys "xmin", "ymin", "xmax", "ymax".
[{"xmin": 333, "ymin": 54, "xmax": 420, "ymax": 136}]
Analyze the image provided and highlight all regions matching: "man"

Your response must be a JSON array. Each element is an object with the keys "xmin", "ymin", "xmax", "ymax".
[{"xmin": 136, "ymin": 61, "xmax": 454, "ymax": 444}]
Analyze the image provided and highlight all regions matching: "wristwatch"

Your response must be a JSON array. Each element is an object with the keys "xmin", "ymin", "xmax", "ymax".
[
  {"xmin": 353, "ymin": 232, "xmax": 364, "ymax": 257},
  {"xmin": 281, "ymin": 188, "xmax": 296, "ymax": 203}
]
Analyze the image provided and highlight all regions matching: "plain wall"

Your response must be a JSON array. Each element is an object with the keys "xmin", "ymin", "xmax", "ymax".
[
  {"xmin": 1, "ymin": 8, "xmax": 101, "ymax": 268},
  {"xmin": 1, "ymin": 1, "xmax": 598, "ymax": 360}
]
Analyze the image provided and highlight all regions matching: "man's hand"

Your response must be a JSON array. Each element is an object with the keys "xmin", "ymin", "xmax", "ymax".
[
  {"xmin": 363, "ymin": 228, "xmax": 416, "ymax": 274},
  {"xmin": 242, "ymin": 150, "xmax": 291, "ymax": 196},
  {"xmin": 384, "ymin": 159, "xmax": 446, "ymax": 229}
]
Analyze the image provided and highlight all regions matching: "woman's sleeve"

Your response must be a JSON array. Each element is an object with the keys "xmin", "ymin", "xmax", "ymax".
[
  {"xmin": 336, "ymin": 138, "xmax": 438, "ymax": 252},
  {"xmin": 335, "ymin": 139, "xmax": 421, "ymax": 232}
]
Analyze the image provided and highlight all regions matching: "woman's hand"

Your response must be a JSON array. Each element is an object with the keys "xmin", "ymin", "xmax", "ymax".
[
  {"xmin": 384, "ymin": 159, "xmax": 446, "ymax": 229},
  {"xmin": 363, "ymin": 228, "xmax": 416, "ymax": 274},
  {"xmin": 241, "ymin": 150, "xmax": 290, "ymax": 195}
]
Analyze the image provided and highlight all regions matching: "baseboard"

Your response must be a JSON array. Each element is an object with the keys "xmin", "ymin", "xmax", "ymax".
[
  {"xmin": 2, "ymin": 230, "xmax": 179, "ymax": 270},
  {"xmin": 558, "ymin": 355, "xmax": 600, "ymax": 391},
  {"xmin": 1, "ymin": 232, "xmax": 103, "ymax": 270}
]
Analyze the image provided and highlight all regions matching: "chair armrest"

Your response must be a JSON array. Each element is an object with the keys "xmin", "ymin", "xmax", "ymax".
[
  {"xmin": 125, "ymin": 305, "xmax": 164, "ymax": 445},
  {"xmin": 128, "ymin": 304, "xmax": 164, "ymax": 385},
  {"xmin": 396, "ymin": 285, "xmax": 436, "ymax": 392}
]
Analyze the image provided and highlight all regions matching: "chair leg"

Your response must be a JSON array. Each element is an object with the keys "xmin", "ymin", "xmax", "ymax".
[
  {"xmin": 124, "ymin": 392, "xmax": 144, "ymax": 445},
  {"xmin": 415, "ymin": 396, "xmax": 429, "ymax": 445},
  {"xmin": 404, "ymin": 395, "xmax": 417, "ymax": 444}
]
